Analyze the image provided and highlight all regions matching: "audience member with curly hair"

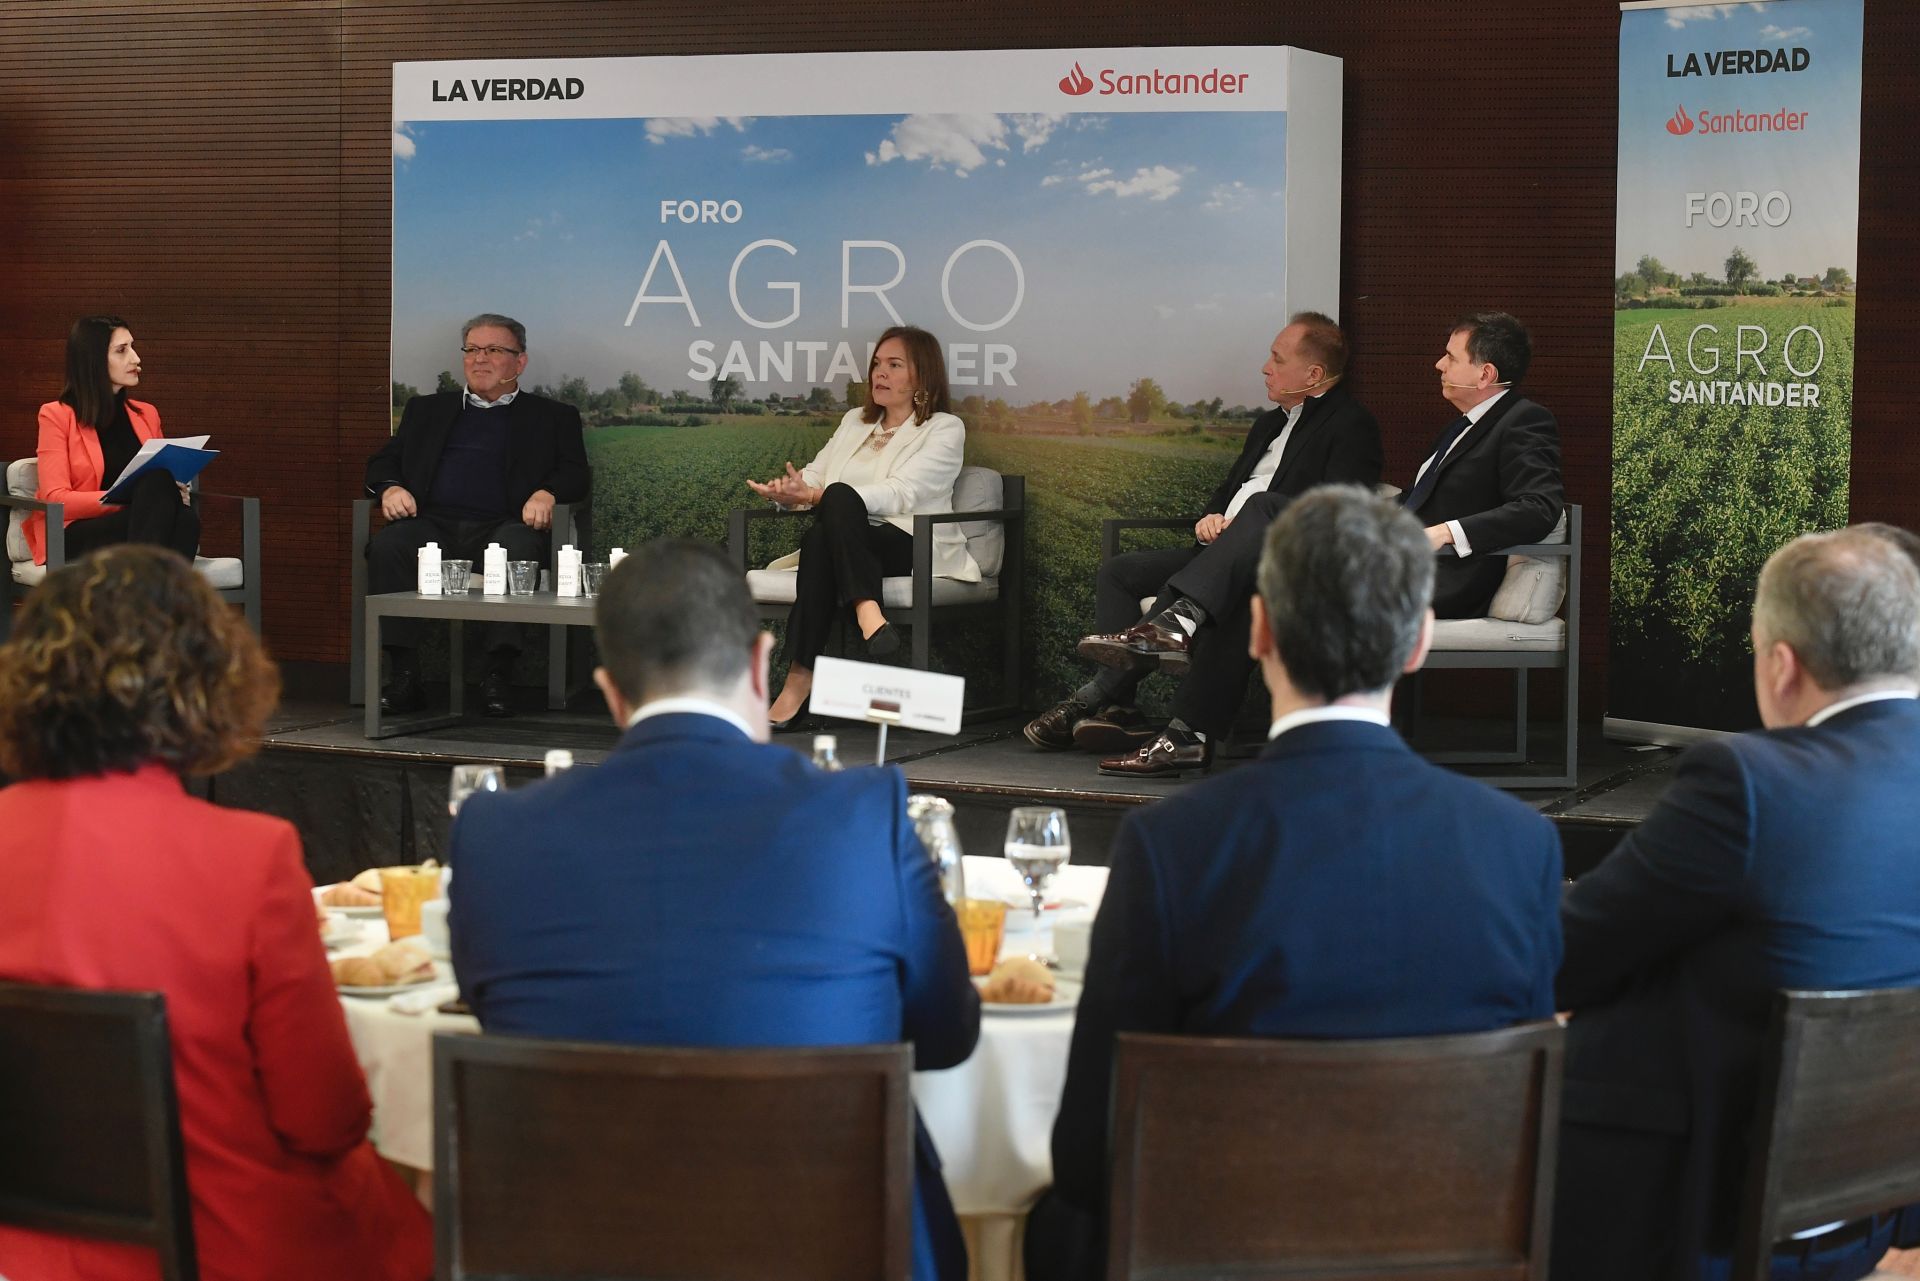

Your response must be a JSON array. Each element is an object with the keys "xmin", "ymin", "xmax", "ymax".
[{"xmin": 0, "ymin": 547, "xmax": 432, "ymax": 1281}]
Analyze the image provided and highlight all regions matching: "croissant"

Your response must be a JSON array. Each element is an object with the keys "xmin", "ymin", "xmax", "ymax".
[
  {"xmin": 331, "ymin": 940, "xmax": 435, "ymax": 988},
  {"xmin": 981, "ymin": 957, "xmax": 1054, "ymax": 1004},
  {"xmin": 319, "ymin": 882, "xmax": 381, "ymax": 907}
]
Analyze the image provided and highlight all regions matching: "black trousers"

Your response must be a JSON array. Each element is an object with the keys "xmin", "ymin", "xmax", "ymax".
[
  {"xmin": 1086, "ymin": 492, "xmax": 1286, "ymax": 738},
  {"xmin": 781, "ymin": 483, "xmax": 913, "ymax": 669},
  {"xmin": 61, "ymin": 470, "xmax": 200, "ymax": 562},
  {"xmin": 366, "ymin": 510, "xmax": 548, "ymax": 658}
]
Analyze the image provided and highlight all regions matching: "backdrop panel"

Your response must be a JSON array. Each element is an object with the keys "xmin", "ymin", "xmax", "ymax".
[
  {"xmin": 392, "ymin": 46, "xmax": 1340, "ymax": 705},
  {"xmin": 1608, "ymin": 0, "xmax": 1863, "ymax": 737}
]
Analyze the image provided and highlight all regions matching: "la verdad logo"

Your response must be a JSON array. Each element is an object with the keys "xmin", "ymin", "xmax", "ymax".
[
  {"xmin": 1666, "ymin": 46, "xmax": 1810, "ymax": 77},
  {"xmin": 1056, "ymin": 58, "xmax": 1249, "ymax": 98}
]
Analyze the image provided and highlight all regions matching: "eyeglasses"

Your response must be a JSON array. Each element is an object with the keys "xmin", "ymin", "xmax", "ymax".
[{"xmin": 460, "ymin": 345, "xmax": 523, "ymax": 359}]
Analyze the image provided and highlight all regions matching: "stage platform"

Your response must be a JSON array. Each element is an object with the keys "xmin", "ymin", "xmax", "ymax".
[{"xmin": 220, "ymin": 692, "xmax": 1679, "ymax": 885}]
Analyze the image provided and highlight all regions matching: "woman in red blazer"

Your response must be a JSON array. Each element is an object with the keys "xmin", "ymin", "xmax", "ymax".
[
  {"xmin": 25, "ymin": 315, "xmax": 199, "ymax": 565},
  {"xmin": 0, "ymin": 548, "xmax": 431, "ymax": 1281}
]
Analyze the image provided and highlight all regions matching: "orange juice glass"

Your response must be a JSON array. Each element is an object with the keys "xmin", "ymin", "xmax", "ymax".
[
  {"xmin": 379, "ymin": 865, "xmax": 442, "ymax": 940},
  {"xmin": 957, "ymin": 899, "xmax": 1008, "ymax": 977}
]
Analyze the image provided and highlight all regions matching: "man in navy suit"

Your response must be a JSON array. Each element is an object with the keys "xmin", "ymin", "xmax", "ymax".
[
  {"xmin": 1025, "ymin": 486, "xmax": 1564, "ymax": 1280},
  {"xmin": 1024, "ymin": 313, "xmax": 1384, "ymax": 778},
  {"xmin": 1554, "ymin": 527, "xmax": 1920, "ymax": 1281},
  {"xmin": 1406, "ymin": 311, "xmax": 1563, "ymax": 618},
  {"xmin": 449, "ymin": 539, "xmax": 981, "ymax": 1281}
]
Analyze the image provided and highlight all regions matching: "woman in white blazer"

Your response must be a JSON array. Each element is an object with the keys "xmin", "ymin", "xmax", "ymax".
[{"xmin": 750, "ymin": 325, "xmax": 979, "ymax": 729}]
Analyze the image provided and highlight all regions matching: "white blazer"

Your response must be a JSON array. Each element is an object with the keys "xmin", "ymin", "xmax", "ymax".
[{"xmin": 765, "ymin": 408, "xmax": 981, "ymax": 583}]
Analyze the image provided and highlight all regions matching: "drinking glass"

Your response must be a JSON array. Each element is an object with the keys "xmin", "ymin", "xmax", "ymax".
[
  {"xmin": 582, "ymin": 562, "xmax": 608, "ymax": 598},
  {"xmin": 380, "ymin": 864, "xmax": 442, "ymax": 940},
  {"xmin": 441, "ymin": 559, "xmax": 473, "ymax": 593},
  {"xmin": 507, "ymin": 560, "xmax": 539, "ymax": 595},
  {"xmin": 1004, "ymin": 806, "xmax": 1071, "ymax": 954},
  {"xmin": 449, "ymin": 763, "xmax": 505, "ymax": 818}
]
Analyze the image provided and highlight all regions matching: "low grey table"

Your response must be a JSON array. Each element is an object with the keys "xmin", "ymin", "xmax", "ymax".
[{"xmin": 363, "ymin": 589, "xmax": 597, "ymax": 738}]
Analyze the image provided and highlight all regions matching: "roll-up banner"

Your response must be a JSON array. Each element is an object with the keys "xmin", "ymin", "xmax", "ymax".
[
  {"xmin": 1608, "ymin": 0, "xmax": 1863, "ymax": 741},
  {"xmin": 391, "ymin": 47, "xmax": 1342, "ymax": 704}
]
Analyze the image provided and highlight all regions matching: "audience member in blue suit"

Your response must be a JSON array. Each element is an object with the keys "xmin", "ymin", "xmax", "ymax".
[
  {"xmin": 1555, "ymin": 526, "xmax": 1920, "ymax": 1281},
  {"xmin": 1026, "ymin": 485, "xmax": 1565, "ymax": 1280},
  {"xmin": 449, "ymin": 539, "xmax": 981, "ymax": 1281}
]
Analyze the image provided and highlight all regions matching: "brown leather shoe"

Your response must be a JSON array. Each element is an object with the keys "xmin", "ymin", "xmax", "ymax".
[
  {"xmin": 1023, "ymin": 697, "xmax": 1091, "ymax": 750},
  {"xmin": 1071, "ymin": 703, "xmax": 1160, "ymax": 754},
  {"xmin": 1075, "ymin": 620, "xmax": 1191, "ymax": 674},
  {"xmin": 1098, "ymin": 731, "xmax": 1213, "ymax": 778}
]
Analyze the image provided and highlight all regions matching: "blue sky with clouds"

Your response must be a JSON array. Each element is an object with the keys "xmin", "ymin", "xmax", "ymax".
[
  {"xmin": 1616, "ymin": 0, "xmax": 1862, "ymax": 280},
  {"xmin": 394, "ymin": 110, "xmax": 1293, "ymax": 404}
]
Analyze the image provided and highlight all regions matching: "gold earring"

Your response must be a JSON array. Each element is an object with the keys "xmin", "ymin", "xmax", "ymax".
[{"xmin": 913, "ymin": 388, "xmax": 930, "ymax": 412}]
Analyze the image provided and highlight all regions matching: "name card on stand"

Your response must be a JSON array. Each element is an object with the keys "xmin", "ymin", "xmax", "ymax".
[{"xmin": 811, "ymin": 656, "xmax": 965, "ymax": 735}]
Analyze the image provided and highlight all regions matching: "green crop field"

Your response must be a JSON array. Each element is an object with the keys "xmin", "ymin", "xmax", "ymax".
[
  {"xmin": 583, "ymin": 422, "xmax": 1228, "ymax": 705},
  {"xmin": 1611, "ymin": 298, "xmax": 1853, "ymax": 717}
]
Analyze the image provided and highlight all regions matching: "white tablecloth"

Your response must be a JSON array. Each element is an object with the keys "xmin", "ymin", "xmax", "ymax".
[{"xmin": 333, "ymin": 854, "xmax": 1107, "ymax": 1280}]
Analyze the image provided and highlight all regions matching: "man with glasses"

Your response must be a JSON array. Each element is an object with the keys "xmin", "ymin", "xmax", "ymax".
[{"xmin": 365, "ymin": 313, "xmax": 589, "ymax": 717}]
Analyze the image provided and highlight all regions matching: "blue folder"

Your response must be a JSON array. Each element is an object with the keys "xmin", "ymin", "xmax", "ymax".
[{"xmin": 103, "ymin": 444, "xmax": 218, "ymax": 505}]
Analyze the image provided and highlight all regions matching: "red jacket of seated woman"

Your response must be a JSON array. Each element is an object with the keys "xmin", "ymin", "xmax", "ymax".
[
  {"xmin": 0, "ymin": 765, "xmax": 433, "ymax": 1281},
  {"xmin": 23, "ymin": 398, "xmax": 164, "ymax": 565}
]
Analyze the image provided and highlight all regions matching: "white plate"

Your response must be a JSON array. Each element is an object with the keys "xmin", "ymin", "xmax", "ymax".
[
  {"xmin": 998, "ymin": 899, "xmax": 1089, "ymax": 932},
  {"xmin": 320, "ymin": 917, "xmax": 364, "ymax": 950},
  {"xmin": 313, "ymin": 885, "xmax": 384, "ymax": 918},
  {"xmin": 979, "ymin": 974, "xmax": 1082, "ymax": 1016}
]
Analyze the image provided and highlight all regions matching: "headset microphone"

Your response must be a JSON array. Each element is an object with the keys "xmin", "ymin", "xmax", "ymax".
[
  {"xmin": 1270, "ymin": 373, "xmax": 1337, "ymax": 398},
  {"xmin": 1442, "ymin": 378, "xmax": 1514, "ymax": 389}
]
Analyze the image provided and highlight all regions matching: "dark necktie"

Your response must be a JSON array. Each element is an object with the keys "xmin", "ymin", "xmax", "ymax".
[{"xmin": 1401, "ymin": 415, "xmax": 1471, "ymax": 513}]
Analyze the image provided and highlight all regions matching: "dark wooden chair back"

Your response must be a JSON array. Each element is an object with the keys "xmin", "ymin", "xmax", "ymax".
[
  {"xmin": 433, "ymin": 1032, "xmax": 913, "ymax": 1281},
  {"xmin": 1108, "ymin": 1023, "xmax": 1564, "ymax": 1280},
  {"xmin": 1732, "ymin": 986, "xmax": 1920, "ymax": 1280},
  {"xmin": 0, "ymin": 981, "xmax": 196, "ymax": 1281}
]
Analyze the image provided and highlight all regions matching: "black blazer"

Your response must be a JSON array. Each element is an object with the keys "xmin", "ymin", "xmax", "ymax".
[
  {"xmin": 365, "ymin": 389, "xmax": 590, "ymax": 512},
  {"xmin": 1406, "ymin": 391, "xmax": 1563, "ymax": 617},
  {"xmin": 1202, "ymin": 384, "xmax": 1383, "ymax": 518}
]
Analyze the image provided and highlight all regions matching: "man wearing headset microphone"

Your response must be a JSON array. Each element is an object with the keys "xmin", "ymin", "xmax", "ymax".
[
  {"xmin": 1025, "ymin": 312, "xmax": 1384, "ymax": 777},
  {"xmin": 1408, "ymin": 310, "xmax": 1563, "ymax": 620}
]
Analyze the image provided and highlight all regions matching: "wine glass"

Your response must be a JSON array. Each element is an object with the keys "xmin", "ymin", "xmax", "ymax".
[
  {"xmin": 1004, "ymin": 806, "xmax": 1071, "ymax": 960},
  {"xmin": 449, "ymin": 764, "xmax": 505, "ymax": 818}
]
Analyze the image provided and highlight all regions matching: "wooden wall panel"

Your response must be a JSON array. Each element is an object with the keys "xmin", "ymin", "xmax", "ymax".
[{"xmin": 2, "ymin": 0, "xmax": 1912, "ymax": 717}]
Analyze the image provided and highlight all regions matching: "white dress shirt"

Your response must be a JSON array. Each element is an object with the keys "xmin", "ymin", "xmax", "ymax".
[
  {"xmin": 1267, "ymin": 703, "xmax": 1393, "ymax": 741},
  {"xmin": 1223, "ymin": 398, "xmax": 1311, "ymax": 522},
  {"xmin": 625, "ymin": 695, "xmax": 756, "ymax": 740}
]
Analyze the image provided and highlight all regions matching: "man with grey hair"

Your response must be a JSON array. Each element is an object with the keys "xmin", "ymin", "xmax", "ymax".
[
  {"xmin": 1554, "ymin": 527, "xmax": 1920, "ymax": 1281},
  {"xmin": 450, "ymin": 539, "xmax": 980, "ymax": 1281},
  {"xmin": 1027, "ymin": 485, "xmax": 1563, "ymax": 1281},
  {"xmin": 365, "ymin": 313, "xmax": 589, "ymax": 716}
]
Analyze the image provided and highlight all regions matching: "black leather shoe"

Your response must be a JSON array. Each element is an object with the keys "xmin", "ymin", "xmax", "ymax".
[
  {"xmin": 1075, "ymin": 619, "xmax": 1191, "ymax": 674},
  {"xmin": 479, "ymin": 670, "xmax": 513, "ymax": 718},
  {"xmin": 1023, "ymin": 697, "xmax": 1091, "ymax": 750},
  {"xmin": 865, "ymin": 623, "xmax": 902, "ymax": 659},
  {"xmin": 1098, "ymin": 731, "xmax": 1212, "ymax": 779},
  {"xmin": 380, "ymin": 668, "xmax": 426, "ymax": 715},
  {"xmin": 769, "ymin": 711, "xmax": 817, "ymax": 734},
  {"xmin": 1071, "ymin": 703, "xmax": 1160, "ymax": 754}
]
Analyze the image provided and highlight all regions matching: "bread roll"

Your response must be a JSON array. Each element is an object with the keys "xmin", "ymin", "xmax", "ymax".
[{"xmin": 981, "ymin": 957, "xmax": 1054, "ymax": 1004}]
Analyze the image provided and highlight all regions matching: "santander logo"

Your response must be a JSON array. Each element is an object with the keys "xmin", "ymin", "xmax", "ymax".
[
  {"xmin": 1666, "ymin": 104, "xmax": 1696, "ymax": 135},
  {"xmin": 1055, "ymin": 58, "xmax": 1249, "ymax": 98}
]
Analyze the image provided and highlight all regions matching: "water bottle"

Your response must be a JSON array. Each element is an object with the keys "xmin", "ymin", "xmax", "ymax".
[
  {"xmin": 811, "ymin": 735, "xmax": 843, "ymax": 772},
  {"xmin": 543, "ymin": 749, "xmax": 574, "ymax": 777},
  {"xmin": 906, "ymin": 794, "xmax": 967, "ymax": 906},
  {"xmin": 417, "ymin": 542, "xmax": 442, "ymax": 594},
  {"xmin": 483, "ymin": 543, "xmax": 507, "ymax": 595}
]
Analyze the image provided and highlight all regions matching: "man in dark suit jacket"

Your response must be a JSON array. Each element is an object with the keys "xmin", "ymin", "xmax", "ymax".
[
  {"xmin": 1025, "ymin": 486, "xmax": 1564, "ymax": 1281},
  {"xmin": 365, "ymin": 312, "xmax": 589, "ymax": 716},
  {"xmin": 1024, "ymin": 313, "xmax": 1384, "ymax": 778},
  {"xmin": 1554, "ymin": 527, "xmax": 1920, "ymax": 1281},
  {"xmin": 449, "ymin": 539, "xmax": 980, "ymax": 1281},
  {"xmin": 1404, "ymin": 311, "xmax": 1562, "ymax": 618}
]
